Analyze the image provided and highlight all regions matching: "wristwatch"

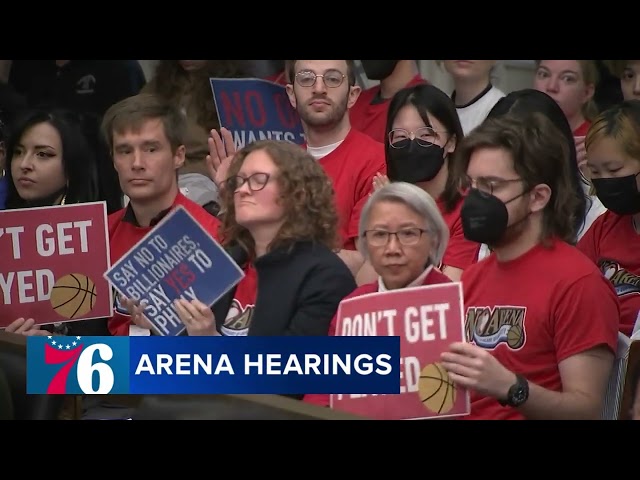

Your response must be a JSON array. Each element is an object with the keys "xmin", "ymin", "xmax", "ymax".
[{"xmin": 499, "ymin": 374, "xmax": 529, "ymax": 407}]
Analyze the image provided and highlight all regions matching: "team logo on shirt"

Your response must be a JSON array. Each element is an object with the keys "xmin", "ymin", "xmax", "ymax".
[
  {"xmin": 221, "ymin": 299, "xmax": 255, "ymax": 336},
  {"xmin": 464, "ymin": 306, "xmax": 527, "ymax": 351},
  {"xmin": 599, "ymin": 259, "xmax": 640, "ymax": 296},
  {"xmin": 113, "ymin": 289, "xmax": 130, "ymax": 316}
]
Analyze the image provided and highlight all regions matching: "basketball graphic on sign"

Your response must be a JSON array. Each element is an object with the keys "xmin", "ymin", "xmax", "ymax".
[
  {"xmin": 418, "ymin": 362, "xmax": 457, "ymax": 414},
  {"xmin": 50, "ymin": 273, "xmax": 98, "ymax": 319}
]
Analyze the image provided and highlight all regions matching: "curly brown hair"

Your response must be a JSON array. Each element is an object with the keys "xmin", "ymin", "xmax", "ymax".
[
  {"xmin": 144, "ymin": 60, "xmax": 254, "ymax": 132},
  {"xmin": 220, "ymin": 140, "xmax": 340, "ymax": 257}
]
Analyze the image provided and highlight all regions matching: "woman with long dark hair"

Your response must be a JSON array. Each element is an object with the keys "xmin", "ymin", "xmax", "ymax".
[{"xmin": 2, "ymin": 107, "xmax": 108, "ymax": 336}]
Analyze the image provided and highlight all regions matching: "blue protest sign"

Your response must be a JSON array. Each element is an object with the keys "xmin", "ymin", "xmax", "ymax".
[
  {"xmin": 210, "ymin": 77, "xmax": 305, "ymax": 150},
  {"xmin": 104, "ymin": 206, "xmax": 245, "ymax": 336}
]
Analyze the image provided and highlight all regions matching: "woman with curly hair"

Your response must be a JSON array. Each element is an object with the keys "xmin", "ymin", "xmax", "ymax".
[
  {"xmin": 142, "ymin": 60, "xmax": 254, "ymax": 208},
  {"xmin": 129, "ymin": 139, "xmax": 357, "ymax": 346}
]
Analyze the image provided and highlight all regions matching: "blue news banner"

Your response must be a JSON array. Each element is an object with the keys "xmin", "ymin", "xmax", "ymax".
[
  {"xmin": 104, "ymin": 206, "xmax": 245, "ymax": 336},
  {"xmin": 26, "ymin": 336, "xmax": 401, "ymax": 395}
]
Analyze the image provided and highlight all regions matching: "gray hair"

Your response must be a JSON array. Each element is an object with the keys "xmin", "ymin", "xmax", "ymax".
[{"xmin": 358, "ymin": 182, "xmax": 450, "ymax": 266}]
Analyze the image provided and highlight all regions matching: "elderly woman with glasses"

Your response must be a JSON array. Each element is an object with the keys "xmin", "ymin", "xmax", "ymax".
[
  {"xmin": 128, "ymin": 139, "xmax": 356, "ymax": 350},
  {"xmin": 304, "ymin": 181, "xmax": 452, "ymax": 406}
]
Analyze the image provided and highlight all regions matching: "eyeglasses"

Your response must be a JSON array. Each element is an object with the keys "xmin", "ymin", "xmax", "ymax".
[
  {"xmin": 363, "ymin": 228, "xmax": 429, "ymax": 247},
  {"xmin": 226, "ymin": 172, "xmax": 271, "ymax": 192},
  {"xmin": 295, "ymin": 69, "xmax": 346, "ymax": 88},
  {"xmin": 388, "ymin": 127, "xmax": 445, "ymax": 148},
  {"xmin": 460, "ymin": 175, "xmax": 524, "ymax": 196}
]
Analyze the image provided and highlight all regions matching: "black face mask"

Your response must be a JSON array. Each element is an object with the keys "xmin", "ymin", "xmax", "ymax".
[
  {"xmin": 592, "ymin": 172, "xmax": 640, "ymax": 215},
  {"xmin": 361, "ymin": 60, "xmax": 399, "ymax": 81},
  {"xmin": 387, "ymin": 140, "xmax": 445, "ymax": 183},
  {"xmin": 461, "ymin": 188, "xmax": 526, "ymax": 245}
]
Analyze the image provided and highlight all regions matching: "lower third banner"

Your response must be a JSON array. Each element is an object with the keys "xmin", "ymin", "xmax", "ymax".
[{"xmin": 26, "ymin": 336, "xmax": 400, "ymax": 395}]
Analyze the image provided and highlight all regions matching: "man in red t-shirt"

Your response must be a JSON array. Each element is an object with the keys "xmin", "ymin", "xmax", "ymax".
[
  {"xmin": 440, "ymin": 112, "xmax": 619, "ymax": 420},
  {"xmin": 284, "ymin": 60, "xmax": 387, "ymax": 276},
  {"xmin": 349, "ymin": 60, "xmax": 427, "ymax": 144},
  {"xmin": 101, "ymin": 94, "xmax": 222, "ymax": 336}
]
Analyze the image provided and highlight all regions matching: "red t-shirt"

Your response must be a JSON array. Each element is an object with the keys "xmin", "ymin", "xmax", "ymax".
[
  {"xmin": 437, "ymin": 197, "xmax": 480, "ymax": 272},
  {"xmin": 219, "ymin": 264, "xmax": 258, "ymax": 336},
  {"xmin": 313, "ymin": 128, "xmax": 386, "ymax": 250},
  {"xmin": 573, "ymin": 120, "xmax": 591, "ymax": 137},
  {"xmin": 349, "ymin": 74, "xmax": 427, "ymax": 144},
  {"xmin": 577, "ymin": 211, "xmax": 640, "ymax": 337},
  {"xmin": 107, "ymin": 193, "xmax": 222, "ymax": 336},
  {"xmin": 460, "ymin": 238, "xmax": 619, "ymax": 420},
  {"xmin": 303, "ymin": 267, "xmax": 452, "ymax": 407}
]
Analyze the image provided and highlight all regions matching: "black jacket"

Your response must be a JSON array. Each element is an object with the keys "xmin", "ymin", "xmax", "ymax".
[{"xmin": 213, "ymin": 241, "xmax": 357, "ymax": 337}]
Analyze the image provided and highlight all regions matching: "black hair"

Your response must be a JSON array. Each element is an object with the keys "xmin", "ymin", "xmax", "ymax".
[{"xmin": 5, "ymin": 108, "xmax": 100, "ymax": 209}]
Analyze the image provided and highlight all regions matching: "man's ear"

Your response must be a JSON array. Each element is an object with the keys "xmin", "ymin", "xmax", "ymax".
[
  {"xmin": 347, "ymin": 84, "xmax": 362, "ymax": 109},
  {"xmin": 530, "ymin": 183, "xmax": 552, "ymax": 213},
  {"xmin": 286, "ymin": 83, "xmax": 296, "ymax": 110},
  {"xmin": 174, "ymin": 144, "xmax": 186, "ymax": 170}
]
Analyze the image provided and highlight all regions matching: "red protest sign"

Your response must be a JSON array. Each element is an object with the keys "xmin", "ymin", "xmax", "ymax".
[
  {"xmin": 0, "ymin": 202, "xmax": 113, "ymax": 327},
  {"xmin": 331, "ymin": 281, "xmax": 470, "ymax": 420}
]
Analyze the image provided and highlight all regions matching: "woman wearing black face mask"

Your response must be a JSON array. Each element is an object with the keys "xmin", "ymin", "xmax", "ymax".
[
  {"xmin": 366, "ymin": 84, "xmax": 480, "ymax": 283},
  {"xmin": 577, "ymin": 100, "xmax": 640, "ymax": 337}
]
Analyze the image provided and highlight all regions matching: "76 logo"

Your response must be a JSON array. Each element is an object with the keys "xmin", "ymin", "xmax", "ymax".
[{"xmin": 45, "ymin": 336, "xmax": 117, "ymax": 395}]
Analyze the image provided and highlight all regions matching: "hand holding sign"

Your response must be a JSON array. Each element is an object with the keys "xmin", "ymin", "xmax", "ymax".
[
  {"xmin": 5, "ymin": 317, "xmax": 49, "ymax": 336},
  {"xmin": 174, "ymin": 297, "xmax": 217, "ymax": 336},
  {"xmin": 441, "ymin": 341, "xmax": 517, "ymax": 401},
  {"xmin": 206, "ymin": 127, "xmax": 236, "ymax": 189},
  {"xmin": 104, "ymin": 206, "xmax": 244, "ymax": 336},
  {"xmin": 119, "ymin": 295, "xmax": 154, "ymax": 331}
]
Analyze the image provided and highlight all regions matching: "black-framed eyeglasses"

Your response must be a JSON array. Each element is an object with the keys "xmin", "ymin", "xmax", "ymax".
[
  {"xmin": 226, "ymin": 172, "xmax": 271, "ymax": 192},
  {"xmin": 363, "ymin": 227, "xmax": 429, "ymax": 247},
  {"xmin": 388, "ymin": 127, "xmax": 445, "ymax": 149},
  {"xmin": 295, "ymin": 69, "xmax": 346, "ymax": 88},
  {"xmin": 460, "ymin": 175, "xmax": 524, "ymax": 196}
]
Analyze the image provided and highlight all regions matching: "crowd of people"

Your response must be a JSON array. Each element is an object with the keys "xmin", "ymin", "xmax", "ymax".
[{"xmin": 0, "ymin": 59, "xmax": 639, "ymax": 420}]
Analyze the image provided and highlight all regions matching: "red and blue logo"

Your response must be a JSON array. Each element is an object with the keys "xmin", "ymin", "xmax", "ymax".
[{"xmin": 27, "ymin": 336, "xmax": 129, "ymax": 395}]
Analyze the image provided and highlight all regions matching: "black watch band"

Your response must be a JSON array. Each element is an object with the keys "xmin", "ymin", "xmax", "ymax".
[{"xmin": 499, "ymin": 374, "xmax": 529, "ymax": 407}]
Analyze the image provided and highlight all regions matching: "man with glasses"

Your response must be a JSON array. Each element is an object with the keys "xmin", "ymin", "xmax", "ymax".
[
  {"xmin": 285, "ymin": 60, "xmax": 386, "ymax": 277},
  {"xmin": 350, "ymin": 60, "xmax": 426, "ymax": 143},
  {"xmin": 439, "ymin": 112, "xmax": 619, "ymax": 420}
]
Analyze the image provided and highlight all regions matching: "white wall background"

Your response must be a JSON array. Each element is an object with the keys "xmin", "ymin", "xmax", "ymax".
[{"xmin": 418, "ymin": 60, "xmax": 536, "ymax": 95}]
